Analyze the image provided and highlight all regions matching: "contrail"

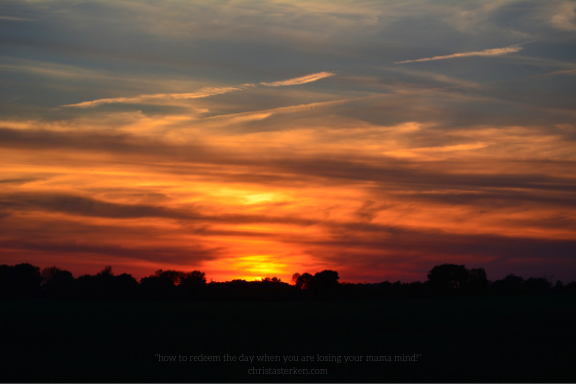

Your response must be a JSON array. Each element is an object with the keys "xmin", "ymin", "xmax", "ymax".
[
  {"xmin": 261, "ymin": 72, "xmax": 335, "ymax": 86},
  {"xmin": 396, "ymin": 41, "xmax": 537, "ymax": 64},
  {"xmin": 62, "ymin": 72, "xmax": 336, "ymax": 108},
  {"xmin": 62, "ymin": 87, "xmax": 241, "ymax": 108}
]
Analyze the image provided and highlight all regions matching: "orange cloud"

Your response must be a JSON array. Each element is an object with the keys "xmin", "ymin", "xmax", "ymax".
[
  {"xmin": 261, "ymin": 72, "xmax": 335, "ymax": 86},
  {"xmin": 62, "ymin": 87, "xmax": 241, "ymax": 108}
]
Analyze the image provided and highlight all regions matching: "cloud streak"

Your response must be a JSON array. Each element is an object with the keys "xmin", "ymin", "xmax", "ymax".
[
  {"xmin": 0, "ymin": 15, "xmax": 32, "ymax": 21},
  {"xmin": 62, "ymin": 71, "xmax": 336, "ymax": 108},
  {"xmin": 395, "ymin": 43, "xmax": 531, "ymax": 64},
  {"xmin": 62, "ymin": 87, "xmax": 242, "ymax": 108},
  {"xmin": 204, "ymin": 98, "xmax": 354, "ymax": 122},
  {"xmin": 261, "ymin": 72, "xmax": 335, "ymax": 86}
]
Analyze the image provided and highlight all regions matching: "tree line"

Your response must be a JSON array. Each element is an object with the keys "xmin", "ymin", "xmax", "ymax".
[{"xmin": 0, "ymin": 262, "xmax": 575, "ymax": 301}]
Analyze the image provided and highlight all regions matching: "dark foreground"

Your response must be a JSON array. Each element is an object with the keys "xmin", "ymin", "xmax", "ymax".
[{"xmin": 1, "ymin": 295, "xmax": 575, "ymax": 382}]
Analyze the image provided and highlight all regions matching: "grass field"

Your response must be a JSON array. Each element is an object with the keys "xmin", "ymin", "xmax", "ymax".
[{"xmin": 1, "ymin": 295, "xmax": 575, "ymax": 382}]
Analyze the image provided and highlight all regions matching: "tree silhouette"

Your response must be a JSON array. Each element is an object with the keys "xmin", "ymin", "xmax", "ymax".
[
  {"xmin": 291, "ymin": 273, "xmax": 301, "ymax": 285},
  {"xmin": 492, "ymin": 274, "xmax": 525, "ymax": 295},
  {"xmin": 464, "ymin": 267, "xmax": 489, "ymax": 295},
  {"xmin": 140, "ymin": 274, "xmax": 176, "ymax": 299},
  {"xmin": 308, "ymin": 270, "xmax": 340, "ymax": 297},
  {"xmin": 427, "ymin": 264, "xmax": 469, "ymax": 294},
  {"xmin": 41, "ymin": 266, "xmax": 74, "ymax": 298},
  {"xmin": 553, "ymin": 280, "xmax": 564, "ymax": 294},
  {"xmin": 154, "ymin": 269, "xmax": 183, "ymax": 285},
  {"xmin": 75, "ymin": 266, "xmax": 138, "ymax": 299},
  {"xmin": 99, "ymin": 266, "xmax": 113, "ymax": 277},
  {"xmin": 565, "ymin": 281, "xmax": 576, "ymax": 294},
  {"xmin": 261, "ymin": 277, "xmax": 282, "ymax": 282},
  {"xmin": 153, "ymin": 269, "xmax": 206, "ymax": 285},
  {"xmin": 295, "ymin": 272, "xmax": 313, "ymax": 290},
  {"xmin": 41, "ymin": 266, "xmax": 64, "ymax": 283},
  {"xmin": 141, "ymin": 269, "xmax": 208, "ymax": 299},
  {"xmin": 524, "ymin": 277, "xmax": 551, "ymax": 295},
  {"xmin": 112, "ymin": 273, "xmax": 139, "ymax": 299},
  {"xmin": 0, "ymin": 264, "xmax": 13, "ymax": 298},
  {"xmin": 179, "ymin": 270, "xmax": 207, "ymax": 298},
  {"xmin": 0, "ymin": 263, "xmax": 44, "ymax": 298},
  {"xmin": 2, "ymin": 261, "xmax": 576, "ymax": 301},
  {"xmin": 181, "ymin": 270, "xmax": 206, "ymax": 285}
]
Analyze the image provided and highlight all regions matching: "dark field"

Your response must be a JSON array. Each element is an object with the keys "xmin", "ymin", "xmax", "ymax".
[{"xmin": 1, "ymin": 296, "xmax": 575, "ymax": 382}]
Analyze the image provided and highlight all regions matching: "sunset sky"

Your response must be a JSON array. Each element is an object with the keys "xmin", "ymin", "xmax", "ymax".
[{"xmin": 1, "ymin": 0, "xmax": 576, "ymax": 283}]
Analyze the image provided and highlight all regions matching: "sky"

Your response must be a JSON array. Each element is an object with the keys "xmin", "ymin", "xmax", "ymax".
[{"xmin": 1, "ymin": 0, "xmax": 576, "ymax": 283}]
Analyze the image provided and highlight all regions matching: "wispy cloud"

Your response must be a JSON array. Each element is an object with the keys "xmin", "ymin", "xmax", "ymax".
[
  {"xmin": 551, "ymin": 2, "xmax": 576, "ymax": 31},
  {"xmin": 62, "ymin": 87, "xmax": 241, "ymax": 108},
  {"xmin": 261, "ymin": 72, "xmax": 335, "ymax": 86},
  {"xmin": 205, "ymin": 98, "xmax": 356, "ymax": 122},
  {"xmin": 395, "ymin": 42, "xmax": 534, "ymax": 64},
  {"xmin": 0, "ymin": 15, "xmax": 32, "ymax": 21},
  {"xmin": 62, "ymin": 71, "xmax": 335, "ymax": 108}
]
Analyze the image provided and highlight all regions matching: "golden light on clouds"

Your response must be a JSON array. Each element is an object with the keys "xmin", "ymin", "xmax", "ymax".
[{"xmin": 1, "ymin": 0, "xmax": 575, "ymax": 282}]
